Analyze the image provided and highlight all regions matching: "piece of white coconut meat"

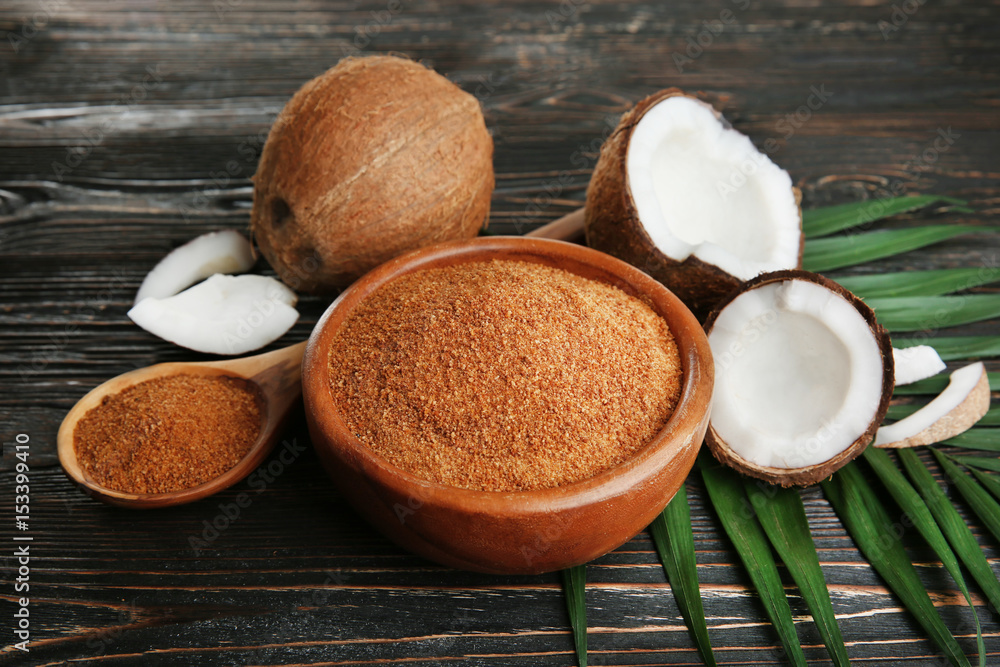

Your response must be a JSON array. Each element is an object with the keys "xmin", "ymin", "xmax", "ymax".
[
  {"xmin": 893, "ymin": 345, "xmax": 946, "ymax": 386},
  {"xmin": 876, "ymin": 362, "xmax": 989, "ymax": 448},
  {"xmin": 627, "ymin": 96, "xmax": 801, "ymax": 281},
  {"xmin": 134, "ymin": 230, "xmax": 256, "ymax": 304},
  {"xmin": 709, "ymin": 279, "xmax": 885, "ymax": 469},
  {"xmin": 129, "ymin": 274, "xmax": 299, "ymax": 355}
]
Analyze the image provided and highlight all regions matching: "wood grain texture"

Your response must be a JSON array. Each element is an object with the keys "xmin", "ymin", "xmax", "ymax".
[{"xmin": 1, "ymin": 0, "xmax": 998, "ymax": 664}]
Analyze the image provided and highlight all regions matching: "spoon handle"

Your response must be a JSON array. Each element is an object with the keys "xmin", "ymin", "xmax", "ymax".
[{"xmin": 524, "ymin": 207, "xmax": 585, "ymax": 242}]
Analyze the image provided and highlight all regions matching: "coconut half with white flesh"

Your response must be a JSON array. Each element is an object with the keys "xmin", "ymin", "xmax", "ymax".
[
  {"xmin": 704, "ymin": 270, "xmax": 894, "ymax": 486},
  {"xmin": 586, "ymin": 89, "xmax": 804, "ymax": 318}
]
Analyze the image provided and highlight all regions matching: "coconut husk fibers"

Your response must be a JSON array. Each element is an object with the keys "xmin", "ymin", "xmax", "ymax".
[
  {"xmin": 702, "ymin": 270, "xmax": 894, "ymax": 487},
  {"xmin": 585, "ymin": 88, "xmax": 804, "ymax": 320},
  {"xmin": 251, "ymin": 55, "xmax": 494, "ymax": 292}
]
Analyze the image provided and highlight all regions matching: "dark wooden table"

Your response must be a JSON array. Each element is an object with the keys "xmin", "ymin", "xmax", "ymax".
[{"xmin": 2, "ymin": 0, "xmax": 999, "ymax": 664}]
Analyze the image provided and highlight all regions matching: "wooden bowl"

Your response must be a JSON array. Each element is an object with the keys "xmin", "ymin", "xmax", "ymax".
[{"xmin": 302, "ymin": 237, "xmax": 713, "ymax": 574}]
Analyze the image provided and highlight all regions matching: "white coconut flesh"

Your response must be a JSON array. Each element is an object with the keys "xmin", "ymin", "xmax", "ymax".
[
  {"xmin": 893, "ymin": 345, "xmax": 946, "ymax": 386},
  {"xmin": 875, "ymin": 362, "xmax": 988, "ymax": 448},
  {"xmin": 134, "ymin": 230, "xmax": 256, "ymax": 304},
  {"xmin": 709, "ymin": 279, "xmax": 885, "ymax": 469},
  {"xmin": 129, "ymin": 274, "xmax": 299, "ymax": 355},
  {"xmin": 626, "ymin": 96, "xmax": 801, "ymax": 281}
]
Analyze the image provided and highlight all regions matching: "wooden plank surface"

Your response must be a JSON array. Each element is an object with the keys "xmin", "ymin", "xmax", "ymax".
[{"xmin": 1, "ymin": 0, "xmax": 999, "ymax": 664}]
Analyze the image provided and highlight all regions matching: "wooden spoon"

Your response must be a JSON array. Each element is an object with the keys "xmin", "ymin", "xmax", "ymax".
[
  {"xmin": 524, "ymin": 207, "xmax": 585, "ymax": 241},
  {"xmin": 57, "ymin": 341, "xmax": 307, "ymax": 509}
]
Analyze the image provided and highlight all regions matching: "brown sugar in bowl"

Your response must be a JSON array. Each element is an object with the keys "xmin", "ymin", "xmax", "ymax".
[{"xmin": 302, "ymin": 236, "xmax": 714, "ymax": 574}]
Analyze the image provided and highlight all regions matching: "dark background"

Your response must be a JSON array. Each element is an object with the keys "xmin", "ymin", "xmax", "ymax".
[{"xmin": 1, "ymin": 0, "xmax": 999, "ymax": 664}]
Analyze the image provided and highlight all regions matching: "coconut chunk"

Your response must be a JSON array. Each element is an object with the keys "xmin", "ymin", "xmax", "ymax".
[
  {"xmin": 704, "ymin": 270, "xmax": 893, "ymax": 486},
  {"xmin": 134, "ymin": 230, "xmax": 255, "ymax": 304},
  {"xmin": 876, "ymin": 362, "xmax": 990, "ymax": 448},
  {"xmin": 893, "ymin": 345, "xmax": 946, "ymax": 386},
  {"xmin": 129, "ymin": 274, "xmax": 299, "ymax": 355},
  {"xmin": 628, "ymin": 96, "xmax": 801, "ymax": 279}
]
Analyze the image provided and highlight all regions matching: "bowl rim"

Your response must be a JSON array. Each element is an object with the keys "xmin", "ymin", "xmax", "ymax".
[{"xmin": 302, "ymin": 235, "xmax": 714, "ymax": 516}]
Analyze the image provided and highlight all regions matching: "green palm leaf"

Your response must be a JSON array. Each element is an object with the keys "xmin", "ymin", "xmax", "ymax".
[
  {"xmin": 835, "ymin": 267, "xmax": 999, "ymax": 299},
  {"xmin": 821, "ymin": 463, "xmax": 971, "ymax": 667},
  {"xmin": 802, "ymin": 195, "xmax": 970, "ymax": 238},
  {"xmin": 953, "ymin": 456, "xmax": 1000, "ymax": 473},
  {"xmin": 941, "ymin": 429, "xmax": 1000, "ymax": 451},
  {"xmin": 966, "ymin": 467, "xmax": 1000, "ymax": 503},
  {"xmin": 864, "ymin": 448, "xmax": 985, "ymax": 666},
  {"xmin": 649, "ymin": 485, "xmax": 717, "ymax": 667},
  {"xmin": 865, "ymin": 295, "xmax": 1000, "ymax": 332},
  {"xmin": 744, "ymin": 482, "xmax": 850, "ymax": 666},
  {"xmin": 802, "ymin": 226, "xmax": 983, "ymax": 272},
  {"xmin": 932, "ymin": 451, "xmax": 1000, "ymax": 545},
  {"xmin": 892, "ymin": 336, "xmax": 1000, "ymax": 361},
  {"xmin": 561, "ymin": 565, "xmax": 587, "ymax": 667},
  {"xmin": 898, "ymin": 449, "xmax": 1000, "ymax": 624},
  {"xmin": 701, "ymin": 461, "xmax": 807, "ymax": 666}
]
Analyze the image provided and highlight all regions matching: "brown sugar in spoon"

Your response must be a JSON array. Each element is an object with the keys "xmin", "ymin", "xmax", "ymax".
[{"xmin": 57, "ymin": 341, "xmax": 307, "ymax": 509}]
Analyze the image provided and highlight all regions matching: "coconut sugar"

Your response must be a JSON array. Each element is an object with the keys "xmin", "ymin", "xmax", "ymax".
[
  {"xmin": 73, "ymin": 374, "xmax": 262, "ymax": 494},
  {"xmin": 327, "ymin": 259, "xmax": 683, "ymax": 492}
]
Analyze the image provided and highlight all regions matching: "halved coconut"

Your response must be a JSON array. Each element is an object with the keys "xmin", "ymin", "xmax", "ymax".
[
  {"xmin": 704, "ymin": 270, "xmax": 894, "ymax": 486},
  {"xmin": 586, "ymin": 89, "xmax": 803, "ymax": 318}
]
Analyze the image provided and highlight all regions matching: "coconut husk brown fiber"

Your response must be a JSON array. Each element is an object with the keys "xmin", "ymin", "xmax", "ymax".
[{"xmin": 251, "ymin": 55, "xmax": 494, "ymax": 292}]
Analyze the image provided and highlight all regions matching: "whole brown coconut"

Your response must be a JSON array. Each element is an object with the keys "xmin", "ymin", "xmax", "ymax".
[
  {"xmin": 251, "ymin": 56, "xmax": 494, "ymax": 292},
  {"xmin": 585, "ymin": 89, "xmax": 803, "ymax": 319}
]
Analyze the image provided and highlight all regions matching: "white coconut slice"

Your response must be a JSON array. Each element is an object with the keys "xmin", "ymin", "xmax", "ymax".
[
  {"xmin": 704, "ymin": 270, "xmax": 894, "ymax": 486},
  {"xmin": 129, "ymin": 274, "xmax": 299, "ymax": 355},
  {"xmin": 134, "ymin": 230, "xmax": 255, "ymax": 304},
  {"xmin": 893, "ymin": 345, "xmax": 946, "ymax": 385},
  {"xmin": 585, "ymin": 89, "xmax": 803, "ymax": 317},
  {"xmin": 875, "ymin": 362, "xmax": 990, "ymax": 449}
]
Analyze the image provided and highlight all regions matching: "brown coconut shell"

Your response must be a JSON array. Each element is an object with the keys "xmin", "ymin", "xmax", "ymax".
[
  {"xmin": 585, "ymin": 88, "xmax": 804, "ymax": 320},
  {"xmin": 250, "ymin": 55, "xmax": 494, "ymax": 293},
  {"xmin": 702, "ymin": 269, "xmax": 894, "ymax": 487}
]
